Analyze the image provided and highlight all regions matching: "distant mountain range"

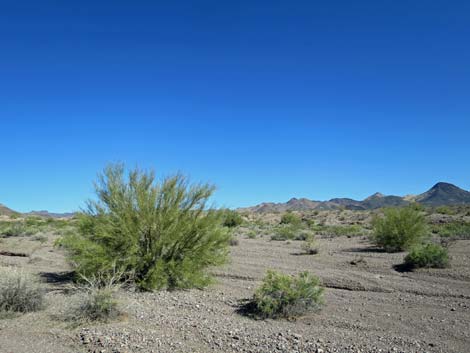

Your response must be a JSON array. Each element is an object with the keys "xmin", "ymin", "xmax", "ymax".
[
  {"xmin": 2, "ymin": 182, "xmax": 470, "ymax": 216},
  {"xmin": 25, "ymin": 210, "xmax": 76, "ymax": 218},
  {"xmin": 239, "ymin": 182, "xmax": 470, "ymax": 213},
  {"xmin": 0, "ymin": 204, "xmax": 75, "ymax": 218}
]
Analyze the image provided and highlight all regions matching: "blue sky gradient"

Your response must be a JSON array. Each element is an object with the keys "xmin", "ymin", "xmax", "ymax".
[{"xmin": 1, "ymin": 1, "xmax": 469, "ymax": 212}]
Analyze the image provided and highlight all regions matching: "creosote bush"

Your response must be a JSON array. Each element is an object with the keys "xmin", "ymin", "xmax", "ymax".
[
  {"xmin": 61, "ymin": 164, "xmax": 230, "ymax": 291},
  {"xmin": 301, "ymin": 235, "xmax": 319, "ymax": 255},
  {"xmin": 280, "ymin": 212, "xmax": 301, "ymax": 226},
  {"xmin": 222, "ymin": 209, "xmax": 244, "ymax": 228},
  {"xmin": 253, "ymin": 270, "xmax": 324, "ymax": 319},
  {"xmin": 371, "ymin": 207, "xmax": 428, "ymax": 252},
  {"xmin": 431, "ymin": 221, "xmax": 470, "ymax": 240},
  {"xmin": 435, "ymin": 206, "xmax": 455, "ymax": 215},
  {"xmin": 404, "ymin": 244, "xmax": 449, "ymax": 269},
  {"xmin": 271, "ymin": 225, "xmax": 297, "ymax": 241},
  {"xmin": 0, "ymin": 267, "xmax": 44, "ymax": 314}
]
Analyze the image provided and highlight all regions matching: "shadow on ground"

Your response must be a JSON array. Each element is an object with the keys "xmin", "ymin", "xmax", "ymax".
[
  {"xmin": 39, "ymin": 270, "xmax": 75, "ymax": 285},
  {"xmin": 393, "ymin": 263, "xmax": 414, "ymax": 273},
  {"xmin": 343, "ymin": 246, "xmax": 388, "ymax": 253}
]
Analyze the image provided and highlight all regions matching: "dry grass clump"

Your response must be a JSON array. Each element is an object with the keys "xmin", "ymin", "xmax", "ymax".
[
  {"xmin": 0, "ymin": 267, "xmax": 45, "ymax": 315},
  {"xmin": 66, "ymin": 273, "xmax": 122, "ymax": 323}
]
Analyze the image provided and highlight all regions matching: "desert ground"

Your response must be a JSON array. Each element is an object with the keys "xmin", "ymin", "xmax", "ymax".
[{"xmin": 0, "ymin": 210, "xmax": 469, "ymax": 353}]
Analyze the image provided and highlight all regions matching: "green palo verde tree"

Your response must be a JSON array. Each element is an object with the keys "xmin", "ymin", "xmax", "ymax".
[{"xmin": 61, "ymin": 164, "xmax": 230, "ymax": 291}]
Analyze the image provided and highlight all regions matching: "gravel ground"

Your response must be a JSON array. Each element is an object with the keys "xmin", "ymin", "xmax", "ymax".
[{"xmin": 0, "ymin": 232, "xmax": 469, "ymax": 353}]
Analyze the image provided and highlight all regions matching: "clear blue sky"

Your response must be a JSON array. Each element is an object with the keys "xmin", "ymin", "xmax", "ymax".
[{"xmin": 1, "ymin": 1, "xmax": 469, "ymax": 213}]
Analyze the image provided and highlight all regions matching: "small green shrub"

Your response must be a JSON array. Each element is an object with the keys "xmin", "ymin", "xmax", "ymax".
[
  {"xmin": 271, "ymin": 225, "xmax": 298, "ymax": 241},
  {"xmin": 280, "ymin": 212, "xmax": 301, "ymax": 226},
  {"xmin": 301, "ymin": 236, "xmax": 319, "ymax": 255},
  {"xmin": 435, "ymin": 206, "xmax": 455, "ymax": 215},
  {"xmin": 431, "ymin": 221, "xmax": 470, "ymax": 240},
  {"xmin": 253, "ymin": 270, "xmax": 324, "ymax": 318},
  {"xmin": 409, "ymin": 202, "xmax": 425, "ymax": 212},
  {"xmin": 294, "ymin": 230, "xmax": 312, "ymax": 241},
  {"xmin": 1, "ymin": 222, "xmax": 26, "ymax": 237},
  {"xmin": 0, "ymin": 267, "xmax": 44, "ymax": 314},
  {"xmin": 222, "ymin": 210, "xmax": 244, "ymax": 228},
  {"xmin": 310, "ymin": 224, "xmax": 363, "ymax": 237},
  {"xmin": 246, "ymin": 230, "xmax": 257, "ymax": 239},
  {"xmin": 371, "ymin": 207, "xmax": 428, "ymax": 252},
  {"xmin": 404, "ymin": 244, "xmax": 449, "ymax": 269}
]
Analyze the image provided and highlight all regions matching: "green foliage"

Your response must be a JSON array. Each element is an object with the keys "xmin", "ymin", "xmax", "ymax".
[
  {"xmin": 280, "ymin": 212, "xmax": 301, "ymax": 226},
  {"xmin": 246, "ymin": 230, "xmax": 257, "ymax": 239},
  {"xmin": 253, "ymin": 270, "xmax": 324, "ymax": 318},
  {"xmin": 0, "ymin": 218, "xmax": 76, "ymax": 238},
  {"xmin": 311, "ymin": 224, "xmax": 363, "ymax": 237},
  {"xmin": 60, "ymin": 164, "xmax": 230, "ymax": 291},
  {"xmin": 371, "ymin": 207, "xmax": 428, "ymax": 252},
  {"xmin": 404, "ymin": 244, "xmax": 449, "ymax": 269},
  {"xmin": 0, "ymin": 222, "xmax": 27, "ymax": 237},
  {"xmin": 222, "ymin": 209, "xmax": 244, "ymax": 228},
  {"xmin": 271, "ymin": 225, "xmax": 297, "ymax": 241},
  {"xmin": 431, "ymin": 221, "xmax": 470, "ymax": 240},
  {"xmin": 435, "ymin": 206, "xmax": 455, "ymax": 215},
  {"xmin": 301, "ymin": 235, "xmax": 319, "ymax": 255},
  {"xmin": 409, "ymin": 202, "xmax": 425, "ymax": 212},
  {"xmin": 0, "ymin": 267, "xmax": 44, "ymax": 314},
  {"xmin": 293, "ymin": 229, "xmax": 312, "ymax": 241}
]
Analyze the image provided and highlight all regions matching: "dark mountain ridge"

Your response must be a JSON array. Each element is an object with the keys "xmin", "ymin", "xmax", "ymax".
[{"xmin": 240, "ymin": 182, "xmax": 470, "ymax": 213}]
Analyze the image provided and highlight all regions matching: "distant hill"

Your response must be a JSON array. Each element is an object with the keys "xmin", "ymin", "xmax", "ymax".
[
  {"xmin": 0, "ymin": 203, "xmax": 18, "ymax": 216},
  {"xmin": 0, "ymin": 203, "xmax": 75, "ymax": 219},
  {"xmin": 414, "ymin": 182, "xmax": 470, "ymax": 206},
  {"xmin": 26, "ymin": 210, "xmax": 76, "ymax": 219},
  {"xmin": 239, "ymin": 182, "xmax": 470, "ymax": 213}
]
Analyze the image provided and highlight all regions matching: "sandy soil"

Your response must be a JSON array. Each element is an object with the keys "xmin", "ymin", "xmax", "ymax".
[{"xmin": 0, "ymin": 232, "xmax": 469, "ymax": 353}]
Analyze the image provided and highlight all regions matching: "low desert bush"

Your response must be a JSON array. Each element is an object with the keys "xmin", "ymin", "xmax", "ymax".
[
  {"xmin": 222, "ymin": 209, "xmax": 244, "ymax": 228},
  {"xmin": 0, "ymin": 267, "xmax": 44, "ymax": 314},
  {"xmin": 404, "ymin": 244, "xmax": 449, "ymax": 269},
  {"xmin": 271, "ymin": 225, "xmax": 297, "ymax": 241},
  {"xmin": 253, "ymin": 270, "xmax": 324, "ymax": 319},
  {"xmin": 409, "ymin": 202, "xmax": 425, "ymax": 212},
  {"xmin": 246, "ymin": 230, "xmax": 257, "ymax": 239},
  {"xmin": 294, "ymin": 230, "xmax": 312, "ymax": 241},
  {"xmin": 431, "ymin": 221, "xmax": 470, "ymax": 240},
  {"xmin": 60, "ymin": 164, "xmax": 230, "ymax": 291},
  {"xmin": 301, "ymin": 236, "xmax": 319, "ymax": 255},
  {"xmin": 312, "ymin": 224, "xmax": 363, "ymax": 237},
  {"xmin": 0, "ymin": 222, "xmax": 26, "ymax": 237},
  {"xmin": 371, "ymin": 207, "xmax": 428, "ymax": 252},
  {"xmin": 280, "ymin": 212, "xmax": 301, "ymax": 226},
  {"xmin": 435, "ymin": 206, "xmax": 455, "ymax": 215}
]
